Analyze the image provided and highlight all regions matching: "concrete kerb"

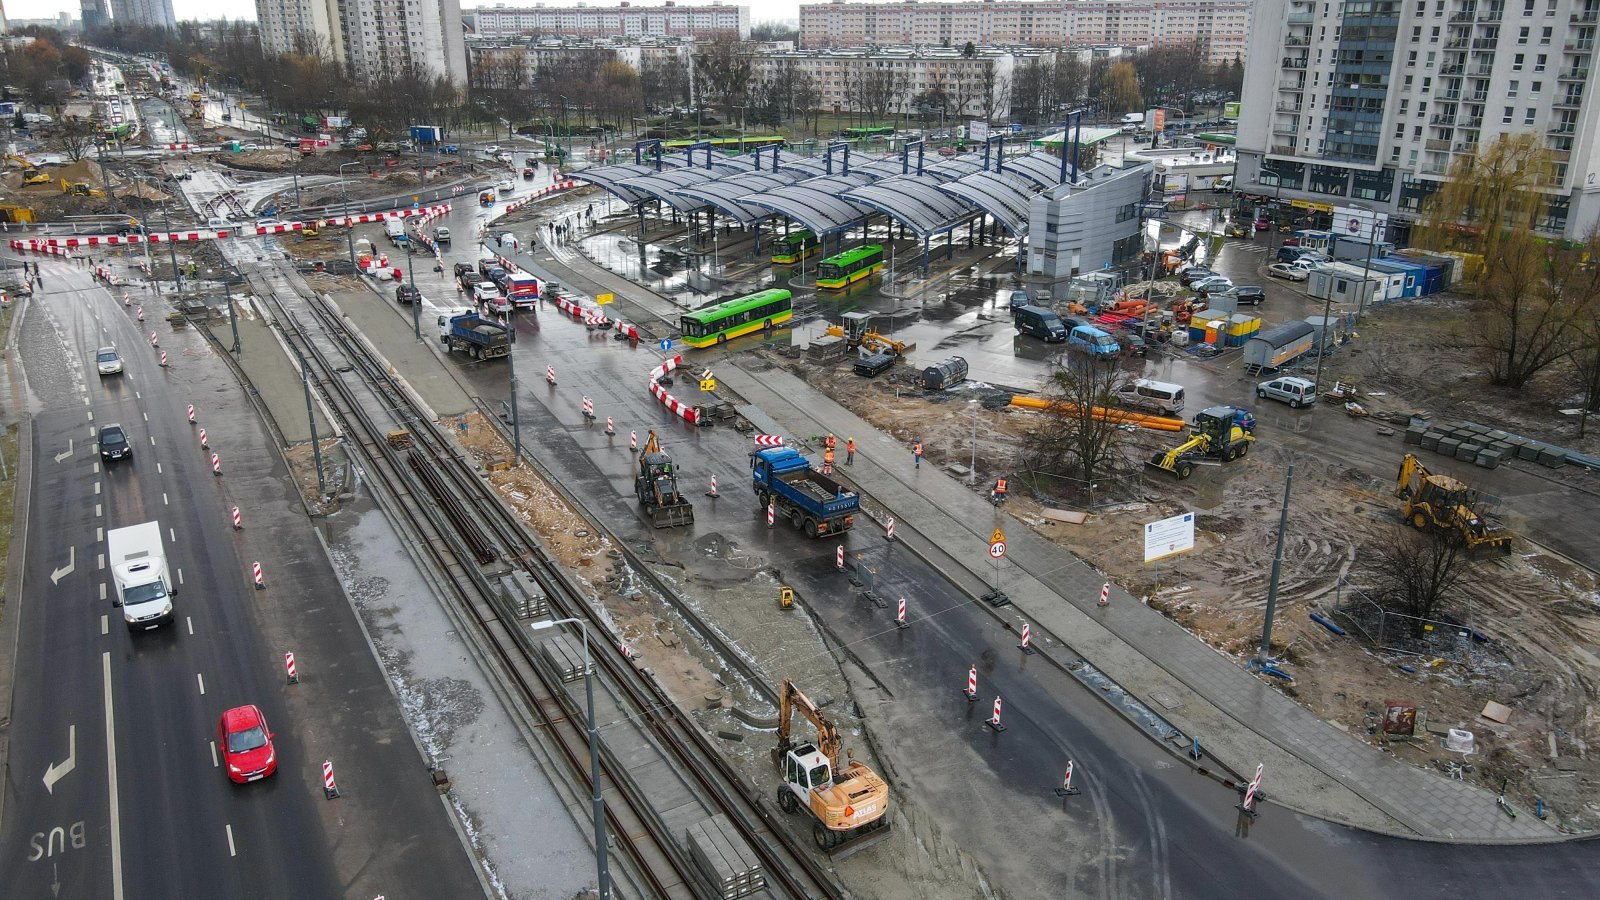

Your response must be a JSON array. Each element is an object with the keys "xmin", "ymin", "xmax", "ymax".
[{"xmin": 0, "ymin": 416, "xmax": 35, "ymax": 828}]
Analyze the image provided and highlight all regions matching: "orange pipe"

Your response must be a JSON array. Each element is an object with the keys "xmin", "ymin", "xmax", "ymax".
[{"xmin": 1008, "ymin": 396, "xmax": 1185, "ymax": 431}]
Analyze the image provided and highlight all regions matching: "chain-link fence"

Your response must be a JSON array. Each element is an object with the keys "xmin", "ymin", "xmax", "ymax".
[
  {"xmin": 1334, "ymin": 584, "xmax": 1484, "ymax": 665},
  {"xmin": 1016, "ymin": 464, "xmax": 1147, "ymax": 512}
]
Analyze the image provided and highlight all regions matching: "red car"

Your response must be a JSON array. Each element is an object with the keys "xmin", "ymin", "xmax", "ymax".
[
  {"xmin": 1252, "ymin": 219, "xmax": 1273, "ymax": 231},
  {"xmin": 218, "ymin": 705, "xmax": 278, "ymax": 783}
]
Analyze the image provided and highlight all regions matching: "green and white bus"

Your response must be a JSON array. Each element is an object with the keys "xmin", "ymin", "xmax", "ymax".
[
  {"xmin": 816, "ymin": 244, "xmax": 885, "ymax": 290},
  {"xmin": 680, "ymin": 289, "xmax": 794, "ymax": 347},
  {"xmin": 771, "ymin": 230, "xmax": 821, "ymax": 265}
]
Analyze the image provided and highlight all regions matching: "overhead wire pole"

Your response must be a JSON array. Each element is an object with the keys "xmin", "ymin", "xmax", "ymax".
[
  {"xmin": 290, "ymin": 337, "xmax": 327, "ymax": 500},
  {"xmin": 1255, "ymin": 464, "xmax": 1295, "ymax": 668}
]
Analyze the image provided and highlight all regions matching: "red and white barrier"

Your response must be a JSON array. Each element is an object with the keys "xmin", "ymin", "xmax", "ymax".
[
  {"xmin": 159, "ymin": 350, "xmax": 168, "ymax": 367},
  {"xmin": 251, "ymin": 561, "xmax": 265, "ymax": 589},
  {"xmin": 620, "ymin": 642, "xmax": 639, "ymax": 660},
  {"xmin": 754, "ymin": 434, "xmax": 784, "ymax": 448},
  {"xmin": 136, "ymin": 306, "xmax": 145, "ymax": 321},
  {"xmin": 285, "ymin": 652, "xmax": 298, "ymax": 684},
  {"xmin": 501, "ymin": 180, "xmax": 578, "ymax": 216},
  {"xmin": 708, "ymin": 474, "xmax": 718, "ymax": 497},
  {"xmin": 1019, "ymin": 622, "xmax": 1032, "ymax": 651},
  {"xmin": 198, "ymin": 428, "xmax": 208, "ymax": 448},
  {"xmin": 6, "ymin": 239, "xmax": 75, "ymax": 258},
  {"xmin": 149, "ymin": 331, "xmax": 159, "ymax": 347},
  {"xmin": 1242, "ymin": 764, "xmax": 1264, "ymax": 812},
  {"xmin": 322, "ymin": 760, "xmax": 340, "ymax": 799},
  {"xmin": 581, "ymin": 396, "xmax": 594, "ymax": 418},
  {"xmin": 1098, "ymin": 582, "xmax": 1110, "ymax": 607},
  {"xmin": 767, "ymin": 502, "xmax": 775, "ymax": 527},
  {"xmin": 211, "ymin": 452, "xmax": 221, "ymax": 476},
  {"xmin": 231, "ymin": 506, "xmax": 242, "ymax": 530},
  {"xmin": 612, "ymin": 320, "xmax": 641, "ymax": 341},
  {"xmin": 605, "ymin": 417, "xmax": 614, "ymax": 435},
  {"xmin": 548, "ymin": 291, "xmax": 588, "ymax": 320},
  {"xmin": 836, "ymin": 545, "xmax": 844, "ymax": 570},
  {"xmin": 187, "ymin": 404, "xmax": 196, "ymax": 423},
  {"xmin": 648, "ymin": 355, "xmax": 701, "ymax": 425},
  {"xmin": 966, "ymin": 666, "xmax": 978, "ymax": 699},
  {"xmin": 545, "ymin": 364, "xmax": 556, "ymax": 384},
  {"xmin": 897, "ymin": 597, "xmax": 906, "ymax": 626},
  {"xmin": 885, "ymin": 516, "xmax": 896, "ymax": 541},
  {"xmin": 989, "ymin": 697, "xmax": 1005, "ymax": 730},
  {"xmin": 630, "ymin": 430, "xmax": 638, "ymax": 450}
]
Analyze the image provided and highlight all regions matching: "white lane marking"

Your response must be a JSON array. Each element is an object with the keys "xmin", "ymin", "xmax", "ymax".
[
  {"xmin": 96, "ymin": 526, "xmax": 103, "ymax": 542},
  {"xmin": 99, "ymin": 582, "xmax": 107, "ymax": 601},
  {"xmin": 169, "ymin": 527, "xmax": 175, "ymax": 543},
  {"xmin": 148, "ymin": 436, "xmax": 155, "ymax": 446},
  {"xmin": 177, "ymin": 569, "xmax": 184, "ymax": 586},
  {"xmin": 210, "ymin": 741, "xmax": 218, "ymax": 767},
  {"xmin": 92, "ymin": 461, "xmax": 99, "ymax": 474},
  {"xmin": 156, "ymin": 463, "xmax": 162, "ymax": 474},
  {"xmin": 225, "ymin": 824, "xmax": 236, "ymax": 857},
  {"xmin": 134, "ymin": 391, "xmax": 141, "ymax": 399},
  {"xmin": 42, "ymin": 725, "xmax": 77, "ymax": 794},
  {"xmin": 51, "ymin": 547, "xmax": 78, "ymax": 584},
  {"xmin": 186, "ymin": 617, "xmax": 193, "ymax": 635},
  {"xmin": 54, "ymin": 441, "xmax": 75, "ymax": 464},
  {"xmin": 94, "ymin": 482, "xmax": 101, "ymax": 496},
  {"xmin": 95, "ymin": 503, "xmax": 102, "ymax": 517},
  {"xmin": 87, "ymin": 411, "xmax": 94, "ymax": 422},
  {"xmin": 141, "ymin": 412, "xmax": 148, "ymax": 422},
  {"xmin": 103, "ymin": 652, "xmax": 125, "ymax": 900},
  {"xmin": 196, "ymin": 673, "xmax": 205, "ymax": 695},
  {"xmin": 163, "ymin": 493, "xmax": 168, "ymax": 506},
  {"xmin": 101, "ymin": 615, "xmax": 108, "ymax": 635},
  {"xmin": 96, "ymin": 553, "xmax": 105, "ymax": 571}
]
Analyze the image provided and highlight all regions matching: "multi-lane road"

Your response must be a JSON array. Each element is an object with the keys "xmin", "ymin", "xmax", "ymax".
[{"xmin": 0, "ymin": 257, "xmax": 484, "ymax": 898}]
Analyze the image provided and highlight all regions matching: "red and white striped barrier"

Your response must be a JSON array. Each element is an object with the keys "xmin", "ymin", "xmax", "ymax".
[
  {"xmin": 322, "ymin": 760, "xmax": 340, "ymax": 799},
  {"xmin": 584, "ymin": 314, "xmax": 609, "ymax": 328},
  {"xmin": 1242, "ymin": 764, "xmax": 1264, "ymax": 812},
  {"xmin": 165, "ymin": 142, "xmax": 193, "ymax": 150},
  {"xmin": 1098, "ymin": 582, "xmax": 1110, "ymax": 607},
  {"xmin": 231, "ymin": 506, "xmax": 242, "ymax": 530},
  {"xmin": 708, "ymin": 474, "xmax": 718, "ymax": 497},
  {"xmin": 605, "ymin": 417, "xmax": 614, "ymax": 435},
  {"xmin": 836, "ymin": 545, "xmax": 844, "ymax": 570},
  {"xmin": 767, "ymin": 502, "xmax": 775, "ymax": 527},
  {"xmin": 135, "ymin": 306, "xmax": 145, "ymax": 321},
  {"xmin": 581, "ymin": 396, "xmax": 594, "ymax": 418},
  {"xmin": 6, "ymin": 239, "xmax": 75, "ymax": 258},
  {"xmin": 885, "ymin": 516, "xmax": 895, "ymax": 541},
  {"xmin": 211, "ymin": 452, "xmax": 222, "ymax": 476},
  {"xmin": 501, "ymin": 180, "xmax": 578, "ymax": 215},
  {"xmin": 988, "ymin": 697, "xmax": 1006, "ymax": 732},
  {"xmin": 966, "ymin": 665, "xmax": 977, "ymax": 699},
  {"xmin": 187, "ymin": 404, "xmax": 196, "ymax": 423},
  {"xmin": 545, "ymin": 364, "xmax": 556, "ymax": 384},
  {"xmin": 1056, "ymin": 761, "xmax": 1080, "ymax": 797},
  {"xmin": 285, "ymin": 652, "xmax": 298, "ymax": 684},
  {"xmin": 620, "ymin": 642, "xmax": 639, "ymax": 660},
  {"xmin": 251, "ymin": 561, "xmax": 265, "ymax": 589},
  {"xmin": 630, "ymin": 430, "xmax": 638, "ymax": 450},
  {"xmin": 198, "ymin": 428, "xmax": 209, "ymax": 448},
  {"xmin": 896, "ymin": 597, "xmax": 907, "ymax": 627},
  {"xmin": 754, "ymin": 434, "xmax": 784, "ymax": 448},
  {"xmin": 647, "ymin": 355, "xmax": 701, "ymax": 425},
  {"xmin": 612, "ymin": 320, "xmax": 641, "ymax": 341},
  {"xmin": 159, "ymin": 351, "xmax": 168, "ymax": 367},
  {"xmin": 149, "ymin": 331, "xmax": 159, "ymax": 347},
  {"xmin": 1019, "ymin": 622, "xmax": 1032, "ymax": 652},
  {"xmin": 548, "ymin": 291, "xmax": 588, "ymax": 320}
]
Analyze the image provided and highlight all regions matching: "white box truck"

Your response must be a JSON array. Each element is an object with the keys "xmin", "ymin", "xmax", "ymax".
[
  {"xmin": 107, "ymin": 522, "xmax": 175, "ymax": 632},
  {"xmin": 384, "ymin": 218, "xmax": 408, "ymax": 247}
]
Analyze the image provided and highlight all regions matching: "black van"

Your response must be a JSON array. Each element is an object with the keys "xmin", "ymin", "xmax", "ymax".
[{"xmin": 1013, "ymin": 305, "xmax": 1067, "ymax": 342}]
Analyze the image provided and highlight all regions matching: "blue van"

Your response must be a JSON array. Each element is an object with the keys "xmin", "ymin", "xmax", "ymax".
[{"xmin": 1068, "ymin": 325, "xmax": 1121, "ymax": 358}]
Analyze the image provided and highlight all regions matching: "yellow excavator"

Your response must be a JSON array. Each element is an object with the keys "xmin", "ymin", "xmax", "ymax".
[
  {"xmin": 824, "ymin": 311, "xmax": 913, "ymax": 357},
  {"xmin": 1147, "ymin": 406, "xmax": 1255, "ymax": 479},
  {"xmin": 634, "ymin": 430, "xmax": 694, "ymax": 528},
  {"xmin": 1394, "ymin": 453, "xmax": 1513, "ymax": 552},
  {"xmin": 773, "ymin": 678, "xmax": 891, "ymax": 858}
]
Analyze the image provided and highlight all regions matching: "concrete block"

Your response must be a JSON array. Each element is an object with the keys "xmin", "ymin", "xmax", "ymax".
[
  {"xmin": 1404, "ymin": 426, "xmax": 1426, "ymax": 445},
  {"xmin": 1516, "ymin": 442, "xmax": 1545, "ymax": 461},
  {"xmin": 1437, "ymin": 437, "xmax": 1461, "ymax": 456},
  {"xmin": 1475, "ymin": 450, "xmax": 1502, "ymax": 469},
  {"xmin": 1455, "ymin": 443, "xmax": 1481, "ymax": 462},
  {"xmin": 1538, "ymin": 447, "xmax": 1568, "ymax": 467},
  {"xmin": 1420, "ymin": 431, "xmax": 1442, "ymax": 451}
]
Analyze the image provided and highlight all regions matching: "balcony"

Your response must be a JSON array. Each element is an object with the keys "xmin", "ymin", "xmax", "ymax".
[
  {"xmin": 1469, "ymin": 93, "xmax": 1490, "ymax": 102},
  {"xmin": 1269, "ymin": 143, "xmax": 1299, "ymax": 155},
  {"xmin": 1548, "ymin": 122, "xmax": 1577, "ymax": 134},
  {"xmin": 1477, "ymin": 7, "xmax": 1503, "ymax": 21},
  {"xmin": 1446, "ymin": 38, "xmax": 1470, "ymax": 48},
  {"xmin": 1453, "ymin": 143, "xmax": 1477, "ymax": 153},
  {"xmin": 1471, "ymin": 39, "xmax": 1499, "ymax": 49},
  {"xmin": 1449, "ymin": 11, "xmax": 1475, "ymax": 23},
  {"xmin": 1441, "ymin": 90, "xmax": 1463, "ymax": 100},
  {"xmin": 1564, "ymin": 40, "xmax": 1595, "ymax": 52},
  {"xmin": 1287, "ymin": 12, "xmax": 1314, "ymax": 24},
  {"xmin": 1431, "ymin": 114, "xmax": 1457, "ymax": 125},
  {"xmin": 1559, "ymin": 68, "xmax": 1591, "ymax": 80},
  {"xmin": 1554, "ymin": 94, "xmax": 1584, "ymax": 107},
  {"xmin": 1441, "ymin": 64, "xmax": 1465, "ymax": 74},
  {"xmin": 1283, "ymin": 56, "xmax": 1309, "ymax": 69},
  {"xmin": 1420, "ymin": 162, "xmax": 1451, "ymax": 175},
  {"xmin": 1274, "ymin": 123, "xmax": 1300, "ymax": 136},
  {"xmin": 1472, "ymin": 66, "xmax": 1496, "ymax": 76},
  {"xmin": 1463, "ymin": 116, "xmax": 1484, "ymax": 127},
  {"xmin": 1573, "ymin": 10, "xmax": 1599, "ymax": 23},
  {"xmin": 1279, "ymin": 80, "xmax": 1306, "ymax": 91},
  {"xmin": 1276, "ymin": 102, "xmax": 1304, "ymax": 112},
  {"xmin": 1425, "ymin": 138, "xmax": 1454, "ymax": 151}
]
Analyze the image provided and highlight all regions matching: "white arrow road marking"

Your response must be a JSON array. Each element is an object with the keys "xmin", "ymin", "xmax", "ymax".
[
  {"xmin": 54, "ymin": 440, "xmax": 74, "ymax": 463},
  {"xmin": 50, "ymin": 547, "xmax": 76, "ymax": 585},
  {"xmin": 42, "ymin": 725, "xmax": 76, "ymax": 794}
]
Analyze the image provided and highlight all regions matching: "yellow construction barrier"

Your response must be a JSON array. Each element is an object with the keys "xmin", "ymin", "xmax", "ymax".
[{"xmin": 1008, "ymin": 396, "xmax": 1185, "ymax": 432}]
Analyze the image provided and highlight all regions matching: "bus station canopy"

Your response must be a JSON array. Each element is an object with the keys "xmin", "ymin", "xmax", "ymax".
[
  {"xmin": 736, "ymin": 173, "xmax": 881, "ymax": 236},
  {"xmin": 937, "ymin": 169, "xmax": 1039, "ymax": 236},
  {"xmin": 569, "ymin": 161, "xmax": 688, "ymax": 206},
  {"xmin": 995, "ymin": 151, "xmax": 1074, "ymax": 190},
  {"xmin": 617, "ymin": 163, "xmax": 748, "ymax": 213},
  {"xmin": 671, "ymin": 170, "xmax": 813, "ymax": 225}
]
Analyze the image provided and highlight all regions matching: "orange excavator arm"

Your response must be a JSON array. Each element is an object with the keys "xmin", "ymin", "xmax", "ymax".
[{"xmin": 778, "ymin": 678, "xmax": 842, "ymax": 770}]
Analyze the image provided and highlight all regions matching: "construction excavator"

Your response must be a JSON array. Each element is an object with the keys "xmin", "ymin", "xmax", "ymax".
[
  {"xmin": 824, "ymin": 311, "xmax": 913, "ymax": 358},
  {"xmin": 773, "ymin": 678, "xmax": 891, "ymax": 858},
  {"xmin": 634, "ymin": 430, "xmax": 694, "ymax": 528},
  {"xmin": 1146, "ymin": 406, "xmax": 1255, "ymax": 479},
  {"xmin": 1394, "ymin": 453, "xmax": 1513, "ymax": 552}
]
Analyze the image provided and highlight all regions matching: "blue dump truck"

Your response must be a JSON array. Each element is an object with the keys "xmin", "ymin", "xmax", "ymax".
[
  {"xmin": 751, "ymin": 446, "xmax": 860, "ymax": 538},
  {"xmin": 438, "ymin": 311, "xmax": 514, "ymax": 360}
]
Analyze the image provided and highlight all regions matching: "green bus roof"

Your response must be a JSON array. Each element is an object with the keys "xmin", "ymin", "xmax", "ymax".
[
  {"xmin": 820, "ymin": 244, "xmax": 883, "ymax": 267},
  {"xmin": 661, "ymin": 135, "xmax": 784, "ymax": 149},
  {"xmin": 778, "ymin": 230, "xmax": 816, "ymax": 245},
  {"xmin": 682, "ymin": 288, "xmax": 793, "ymax": 323},
  {"xmin": 1195, "ymin": 132, "xmax": 1236, "ymax": 145}
]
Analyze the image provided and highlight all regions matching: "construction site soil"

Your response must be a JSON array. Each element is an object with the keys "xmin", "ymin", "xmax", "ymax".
[{"xmin": 782, "ymin": 295, "xmax": 1600, "ymax": 834}]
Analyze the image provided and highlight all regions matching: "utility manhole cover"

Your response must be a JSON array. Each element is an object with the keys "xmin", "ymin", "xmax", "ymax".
[{"xmin": 1149, "ymin": 690, "xmax": 1182, "ymax": 711}]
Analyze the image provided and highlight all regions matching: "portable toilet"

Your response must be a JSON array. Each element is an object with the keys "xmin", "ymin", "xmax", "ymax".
[{"xmin": 1225, "ymin": 313, "xmax": 1261, "ymax": 346}]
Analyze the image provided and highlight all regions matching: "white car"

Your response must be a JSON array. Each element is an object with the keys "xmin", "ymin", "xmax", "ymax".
[
  {"xmin": 239, "ymin": 142, "xmax": 260, "ymax": 151},
  {"xmin": 1267, "ymin": 263, "xmax": 1310, "ymax": 281},
  {"xmin": 497, "ymin": 180, "xmax": 515, "ymax": 194},
  {"xmin": 1192, "ymin": 276, "xmax": 1234, "ymax": 294}
]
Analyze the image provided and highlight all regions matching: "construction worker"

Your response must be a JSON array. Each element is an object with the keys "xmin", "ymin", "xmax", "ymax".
[
  {"xmin": 846, "ymin": 437, "xmax": 856, "ymax": 465},
  {"xmin": 825, "ymin": 433, "xmax": 837, "ymax": 452},
  {"xmin": 913, "ymin": 438, "xmax": 923, "ymax": 469},
  {"xmin": 992, "ymin": 477, "xmax": 1008, "ymax": 504},
  {"xmin": 823, "ymin": 447, "xmax": 835, "ymax": 474}
]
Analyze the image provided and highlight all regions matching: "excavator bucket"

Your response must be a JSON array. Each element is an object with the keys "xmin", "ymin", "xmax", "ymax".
[{"xmin": 648, "ymin": 501, "xmax": 694, "ymax": 529}]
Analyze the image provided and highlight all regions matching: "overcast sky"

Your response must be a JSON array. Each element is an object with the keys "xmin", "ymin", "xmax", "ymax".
[{"xmin": 7, "ymin": 0, "xmax": 803, "ymax": 25}]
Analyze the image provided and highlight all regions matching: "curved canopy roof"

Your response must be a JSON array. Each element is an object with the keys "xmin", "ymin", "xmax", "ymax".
[
  {"xmin": 844, "ymin": 176, "xmax": 977, "ymax": 237},
  {"xmin": 937, "ymin": 169, "xmax": 1040, "ymax": 236},
  {"xmin": 569, "ymin": 161, "xmax": 686, "ymax": 206},
  {"xmin": 672, "ymin": 170, "xmax": 811, "ymax": 224},
  {"xmin": 737, "ymin": 174, "xmax": 879, "ymax": 235},
  {"xmin": 997, "ymin": 152, "xmax": 1073, "ymax": 190}
]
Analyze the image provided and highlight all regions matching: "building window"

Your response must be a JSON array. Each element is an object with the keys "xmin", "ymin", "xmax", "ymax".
[
  {"xmin": 1542, "ymin": 27, "xmax": 1553, "ymax": 43},
  {"xmin": 1525, "ymin": 108, "xmax": 1537, "ymax": 125},
  {"xmin": 1536, "ymin": 54, "xmax": 1547, "ymax": 71},
  {"xmin": 1504, "ymin": 106, "xmax": 1515, "ymax": 123},
  {"xmin": 1519, "ymin": 27, "xmax": 1531, "ymax": 43},
  {"xmin": 1509, "ymin": 80, "xmax": 1519, "ymax": 97},
  {"xmin": 1408, "ymin": 50, "xmax": 1418, "ymax": 67},
  {"xmin": 1514, "ymin": 53, "xmax": 1525, "ymax": 70}
]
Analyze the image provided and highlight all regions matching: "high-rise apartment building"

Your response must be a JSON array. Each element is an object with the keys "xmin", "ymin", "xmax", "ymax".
[
  {"xmin": 109, "ymin": 0, "xmax": 177, "ymax": 29},
  {"xmin": 1236, "ymin": 0, "xmax": 1600, "ymax": 238},
  {"xmin": 253, "ymin": 0, "xmax": 468, "ymax": 87},
  {"xmin": 798, "ymin": 0, "xmax": 1253, "ymax": 64},
  {"xmin": 80, "ymin": 0, "xmax": 112, "ymax": 31},
  {"xmin": 465, "ymin": 3, "xmax": 750, "ymax": 40}
]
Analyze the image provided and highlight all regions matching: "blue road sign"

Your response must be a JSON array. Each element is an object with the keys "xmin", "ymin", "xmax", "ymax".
[{"xmin": 659, "ymin": 339, "xmax": 673, "ymax": 351}]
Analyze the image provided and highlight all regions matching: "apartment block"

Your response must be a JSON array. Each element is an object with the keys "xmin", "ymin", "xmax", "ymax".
[
  {"xmin": 1236, "ymin": 0, "xmax": 1600, "ymax": 238},
  {"xmin": 750, "ymin": 47, "xmax": 1032, "ymax": 120},
  {"xmin": 254, "ymin": 0, "xmax": 468, "ymax": 87},
  {"xmin": 109, "ymin": 0, "xmax": 175, "ymax": 29},
  {"xmin": 465, "ymin": 2, "xmax": 750, "ymax": 40},
  {"xmin": 257, "ymin": 0, "xmax": 343, "ymax": 58},
  {"xmin": 798, "ymin": 0, "xmax": 1252, "ymax": 64}
]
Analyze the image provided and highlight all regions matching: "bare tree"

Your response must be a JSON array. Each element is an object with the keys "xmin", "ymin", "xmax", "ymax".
[
  {"xmin": 693, "ymin": 33, "xmax": 753, "ymax": 120},
  {"xmin": 978, "ymin": 60, "xmax": 1010, "ymax": 124},
  {"xmin": 793, "ymin": 70, "xmax": 822, "ymax": 135},
  {"xmin": 849, "ymin": 61, "xmax": 906, "ymax": 125},
  {"xmin": 1365, "ymin": 527, "xmax": 1471, "ymax": 631},
  {"xmin": 51, "ymin": 115, "xmax": 102, "ymax": 162},
  {"xmin": 642, "ymin": 54, "xmax": 691, "ymax": 113},
  {"xmin": 1022, "ymin": 354, "xmax": 1138, "ymax": 502}
]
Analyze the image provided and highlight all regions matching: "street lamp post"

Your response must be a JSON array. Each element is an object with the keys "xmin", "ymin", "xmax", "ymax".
[
  {"xmin": 338, "ymin": 162, "xmax": 362, "ymax": 269},
  {"xmin": 529, "ymin": 617, "xmax": 610, "ymax": 900}
]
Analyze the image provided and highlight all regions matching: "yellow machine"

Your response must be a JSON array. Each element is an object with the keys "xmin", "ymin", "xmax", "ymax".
[
  {"xmin": 824, "ymin": 311, "xmax": 912, "ymax": 357},
  {"xmin": 1147, "ymin": 406, "xmax": 1254, "ymax": 479},
  {"xmin": 634, "ymin": 430, "xmax": 694, "ymax": 528},
  {"xmin": 23, "ymin": 172, "xmax": 51, "ymax": 185},
  {"xmin": 773, "ymin": 678, "xmax": 891, "ymax": 857},
  {"xmin": 1394, "ymin": 453, "xmax": 1513, "ymax": 552},
  {"xmin": 62, "ymin": 181, "xmax": 106, "ymax": 198},
  {"xmin": 0, "ymin": 205, "xmax": 37, "ymax": 224}
]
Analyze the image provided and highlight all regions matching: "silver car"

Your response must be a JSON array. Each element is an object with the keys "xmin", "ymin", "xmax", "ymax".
[
  {"xmin": 96, "ymin": 346, "xmax": 124, "ymax": 376},
  {"xmin": 1257, "ymin": 376, "xmax": 1318, "ymax": 408}
]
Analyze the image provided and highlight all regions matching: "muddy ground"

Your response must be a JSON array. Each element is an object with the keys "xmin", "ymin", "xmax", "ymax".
[{"xmin": 778, "ymin": 294, "xmax": 1600, "ymax": 833}]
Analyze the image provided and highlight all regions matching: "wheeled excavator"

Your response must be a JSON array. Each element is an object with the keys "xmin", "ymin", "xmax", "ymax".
[
  {"xmin": 773, "ymin": 678, "xmax": 891, "ymax": 859},
  {"xmin": 1146, "ymin": 406, "xmax": 1255, "ymax": 479},
  {"xmin": 1394, "ymin": 453, "xmax": 1513, "ymax": 552},
  {"xmin": 634, "ymin": 430, "xmax": 694, "ymax": 528}
]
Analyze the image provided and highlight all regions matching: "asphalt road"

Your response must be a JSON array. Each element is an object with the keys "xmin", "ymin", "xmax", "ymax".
[
  {"xmin": 0, "ymin": 256, "xmax": 485, "ymax": 898},
  {"xmin": 381, "ymin": 209, "xmax": 1600, "ymax": 899}
]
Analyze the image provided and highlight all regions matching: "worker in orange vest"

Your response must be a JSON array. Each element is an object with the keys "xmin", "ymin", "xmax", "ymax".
[
  {"xmin": 992, "ymin": 477, "xmax": 1008, "ymax": 504},
  {"xmin": 845, "ymin": 437, "xmax": 856, "ymax": 465},
  {"xmin": 823, "ymin": 447, "xmax": 835, "ymax": 474},
  {"xmin": 912, "ymin": 438, "xmax": 923, "ymax": 469},
  {"xmin": 825, "ymin": 433, "xmax": 837, "ymax": 451}
]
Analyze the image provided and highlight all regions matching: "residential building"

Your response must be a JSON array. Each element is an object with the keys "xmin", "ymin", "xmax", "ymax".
[
  {"xmin": 253, "ymin": 0, "xmax": 468, "ymax": 87},
  {"xmin": 109, "ymin": 0, "xmax": 177, "ymax": 29},
  {"xmin": 81, "ymin": 0, "xmax": 111, "ymax": 31},
  {"xmin": 465, "ymin": 2, "xmax": 750, "ymax": 40},
  {"xmin": 257, "ymin": 0, "xmax": 344, "ymax": 59},
  {"xmin": 749, "ymin": 47, "xmax": 1034, "ymax": 121},
  {"xmin": 1235, "ymin": 0, "xmax": 1600, "ymax": 239},
  {"xmin": 798, "ymin": 0, "xmax": 1253, "ymax": 64},
  {"xmin": 466, "ymin": 37, "xmax": 696, "ymax": 86}
]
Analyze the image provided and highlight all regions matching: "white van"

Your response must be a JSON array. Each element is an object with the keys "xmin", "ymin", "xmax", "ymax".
[
  {"xmin": 1115, "ymin": 378, "xmax": 1185, "ymax": 416},
  {"xmin": 384, "ymin": 218, "xmax": 407, "ymax": 246}
]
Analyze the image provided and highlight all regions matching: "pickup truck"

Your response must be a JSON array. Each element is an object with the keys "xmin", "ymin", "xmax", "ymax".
[
  {"xmin": 107, "ymin": 521, "xmax": 176, "ymax": 631},
  {"xmin": 438, "ymin": 311, "xmax": 514, "ymax": 360},
  {"xmin": 751, "ymin": 446, "xmax": 859, "ymax": 538}
]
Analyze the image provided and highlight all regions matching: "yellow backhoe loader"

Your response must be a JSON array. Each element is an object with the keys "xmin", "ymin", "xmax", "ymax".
[
  {"xmin": 1394, "ymin": 453, "xmax": 1513, "ymax": 552},
  {"xmin": 634, "ymin": 430, "xmax": 694, "ymax": 528},
  {"xmin": 824, "ymin": 311, "xmax": 913, "ymax": 357},
  {"xmin": 773, "ymin": 678, "xmax": 891, "ymax": 858}
]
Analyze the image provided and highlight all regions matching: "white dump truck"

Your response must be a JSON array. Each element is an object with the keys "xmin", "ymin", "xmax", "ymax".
[{"xmin": 107, "ymin": 522, "xmax": 175, "ymax": 632}]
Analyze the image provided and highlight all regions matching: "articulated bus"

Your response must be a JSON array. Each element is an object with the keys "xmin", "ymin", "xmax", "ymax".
[
  {"xmin": 680, "ymin": 289, "xmax": 794, "ymax": 347},
  {"xmin": 660, "ymin": 135, "xmax": 785, "ymax": 153},
  {"xmin": 815, "ymin": 244, "xmax": 885, "ymax": 290},
  {"xmin": 842, "ymin": 125, "xmax": 894, "ymax": 139},
  {"xmin": 771, "ymin": 230, "xmax": 821, "ymax": 265}
]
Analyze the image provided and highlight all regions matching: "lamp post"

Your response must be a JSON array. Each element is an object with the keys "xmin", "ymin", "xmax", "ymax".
[
  {"xmin": 338, "ymin": 162, "xmax": 362, "ymax": 269},
  {"xmin": 529, "ymin": 618, "xmax": 610, "ymax": 900},
  {"xmin": 1350, "ymin": 201, "xmax": 1381, "ymax": 322}
]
